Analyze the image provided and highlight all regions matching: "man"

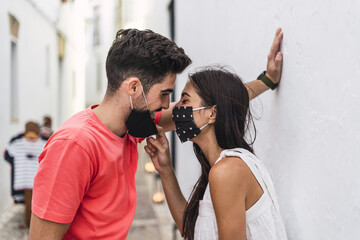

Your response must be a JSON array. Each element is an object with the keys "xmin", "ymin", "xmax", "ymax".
[{"xmin": 30, "ymin": 28, "xmax": 283, "ymax": 239}]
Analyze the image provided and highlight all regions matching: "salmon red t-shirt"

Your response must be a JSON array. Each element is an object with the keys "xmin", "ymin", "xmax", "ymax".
[{"xmin": 32, "ymin": 105, "xmax": 162, "ymax": 239}]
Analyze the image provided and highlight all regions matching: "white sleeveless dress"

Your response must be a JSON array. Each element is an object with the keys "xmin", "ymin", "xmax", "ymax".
[{"xmin": 194, "ymin": 148, "xmax": 288, "ymax": 240}]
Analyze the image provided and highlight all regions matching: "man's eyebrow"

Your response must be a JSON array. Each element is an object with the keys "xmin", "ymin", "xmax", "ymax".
[
  {"xmin": 181, "ymin": 92, "xmax": 191, "ymax": 97},
  {"xmin": 161, "ymin": 89, "xmax": 174, "ymax": 93}
]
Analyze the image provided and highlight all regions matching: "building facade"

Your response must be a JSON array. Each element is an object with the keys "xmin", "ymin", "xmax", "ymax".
[
  {"xmin": 85, "ymin": 0, "xmax": 122, "ymax": 107},
  {"xmin": 0, "ymin": 0, "xmax": 88, "ymax": 213}
]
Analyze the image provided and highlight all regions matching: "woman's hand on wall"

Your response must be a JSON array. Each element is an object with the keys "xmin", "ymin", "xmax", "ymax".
[{"xmin": 266, "ymin": 28, "xmax": 284, "ymax": 84}]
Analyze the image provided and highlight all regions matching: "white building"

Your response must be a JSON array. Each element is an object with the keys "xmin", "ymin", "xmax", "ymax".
[
  {"xmin": 85, "ymin": 0, "xmax": 172, "ymax": 107},
  {"xmin": 0, "ymin": 0, "xmax": 88, "ymax": 213},
  {"xmin": 85, "ymin": 0, "xmax": 121, "ymax": 107}
]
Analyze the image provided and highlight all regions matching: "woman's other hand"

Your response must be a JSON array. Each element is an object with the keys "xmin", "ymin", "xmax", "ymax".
[{"xmin": 144, "ymin": 126, "xmax": 172, "ymax": 173}]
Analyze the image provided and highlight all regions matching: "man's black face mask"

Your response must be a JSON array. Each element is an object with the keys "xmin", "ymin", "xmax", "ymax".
[{"xmin": 125, "ymin": 83, "xmax": 158, "ymax": 138}]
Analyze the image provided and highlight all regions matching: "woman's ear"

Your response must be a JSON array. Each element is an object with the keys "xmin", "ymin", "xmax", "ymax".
[{"xmin": 209, "ymin": 105, "xmax": 217, "ymax": 124}]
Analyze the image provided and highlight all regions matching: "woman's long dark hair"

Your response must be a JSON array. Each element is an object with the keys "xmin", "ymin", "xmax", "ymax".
[{"xmin": 182, "ymin": 67, "xmax": 256, "ymax": 239}]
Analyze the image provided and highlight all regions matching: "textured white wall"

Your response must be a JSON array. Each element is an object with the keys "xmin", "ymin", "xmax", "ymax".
[{"xmin": 174, "ymin": 0, "xmax": 360, "ymax": 239}]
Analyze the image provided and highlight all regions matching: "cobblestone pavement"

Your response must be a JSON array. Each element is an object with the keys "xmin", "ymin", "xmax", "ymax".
[
  {"xmin": 128, "ymin": 168, "xmax": 164, "ymax": 240},
  {"xmin": 0, "ymin": 155, "xmax": 181, "ymax": 240},
  {"xmin": 0, "ymin": 204, "xmax": 29, "ymax": 240}
]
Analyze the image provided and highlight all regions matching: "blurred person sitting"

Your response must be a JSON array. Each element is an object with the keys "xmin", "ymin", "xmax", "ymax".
[{"xmin": 4, "ymin": 121, "xmax": 47, "ymax": 228}]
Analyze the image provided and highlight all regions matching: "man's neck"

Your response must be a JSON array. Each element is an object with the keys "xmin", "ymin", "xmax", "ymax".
[{"xmin": 92, "ymin": 98, "xmax": 129, "ymax": 138}]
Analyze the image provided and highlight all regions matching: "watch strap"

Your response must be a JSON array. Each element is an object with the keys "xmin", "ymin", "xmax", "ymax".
[{"xmin": 257, "ymin": 71, "xmax": 278, "ymax": 90}]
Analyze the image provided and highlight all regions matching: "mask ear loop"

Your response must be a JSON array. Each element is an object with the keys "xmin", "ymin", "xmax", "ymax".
[
  {"xmin": 193, "ymin": 106, "xmax": 211, "ymax": 111},
  {"xmin": 199, "ymin": 123, "xmax": 209, "ymax": 130},
  {"xmin": 193, "ymin": 105, "xmax": 214, "ymax": 130},
  {"xmin": 139, "ymin": 81, "xmax": 150, "ymax": 110},
  {"xmin": 129, "ymin": 96, "xmax": 134, "ymax": 110},
  {"xmin": 129, "ymin": 81, "xmax": 150, "ymax": 110}
]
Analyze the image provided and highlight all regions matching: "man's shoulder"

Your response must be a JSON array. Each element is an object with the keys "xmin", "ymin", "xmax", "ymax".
[
  {"xmin": 49, "ymin": 108, "xmax": 112, "ymax": 150},
  {"xmin": 55, "ymin": 109, "xmax": 95, "ymax": 138}
]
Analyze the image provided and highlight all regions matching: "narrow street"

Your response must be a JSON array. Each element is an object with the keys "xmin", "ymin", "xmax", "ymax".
[{"xmin": 128, "ymin": 151, "xmax": 180, "ymax": 240}]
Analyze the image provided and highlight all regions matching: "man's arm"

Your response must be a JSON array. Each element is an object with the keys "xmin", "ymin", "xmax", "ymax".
[
  {"xmin": 159, "ymin": 28, "xmax": 284, "ymax": 132},
  {"xmin": 29, "ymin": 213, "xmax": 70, "ymax": 240},
  {"xmin": 30, "ymin": 140, "xmax": 92, "ymax": 239}
]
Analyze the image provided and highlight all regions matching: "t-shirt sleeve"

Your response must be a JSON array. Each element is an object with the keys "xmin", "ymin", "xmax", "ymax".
[
  {"xmin": 3, "ymin": 149, "xmax": 14, "ymax": 164},
  {"xmin": 136, "ymin": 111, "xmax": 163, "ymax": 143},
  {"xmin": 5, "ymin": 135, "xmax": 24, "ymax": 161},
  {"xmin": 32, "ymin": 139, "xmax": 94, "ymax": 224},
  {"xmin": 5, "ymin": 142, "xmax": 15, "ymax": 158}
]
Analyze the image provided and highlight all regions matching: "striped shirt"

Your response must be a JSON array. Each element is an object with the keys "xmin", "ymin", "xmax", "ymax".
[{"xmin": 6, "ymin": 137, "xmax": 46, "ymax": 190}]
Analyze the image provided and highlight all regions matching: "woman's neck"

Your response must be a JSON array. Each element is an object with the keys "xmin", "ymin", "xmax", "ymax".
[{"xmin": 193, "ymin": 128, "xmax": 223, "ymax": 167}]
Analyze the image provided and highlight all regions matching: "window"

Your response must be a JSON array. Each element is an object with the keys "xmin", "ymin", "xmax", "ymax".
[
  {"xmin": 72, "ymin": 71, "xmax": 77, "ymax": 98},
  {"xmin": 9, "ymin": 14, "xmax": 19, "ymax": 122},
  {"xmin": 58, "ymin": 33, "xmax": 65, "ymax": 60},
  {"xmin": 96, "ymin": 61, "xmax": 102, "ymax": 93},
  {"xmin": 10, "ymin": 41, "xmax": 19, "ymax": 122},
  {"xmin": 93, "ymin": 6, "xmax": 100, "ymax": 47},
  {"xmin": 45, "ymin": 45, "xmax": 50, "ymax": 86},
  {"xmin": 58, "ymin": 33, "xmax": 65, "ymax": 124}
]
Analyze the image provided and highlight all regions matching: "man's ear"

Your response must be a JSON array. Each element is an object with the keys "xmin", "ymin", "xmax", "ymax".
[
  {"xmin": 209, "ymin": 105, "xmax": 217, "ymax": 124},
  {"xmin": 126, "ymin": 77, "xmax": 141, "ymax": 97}
]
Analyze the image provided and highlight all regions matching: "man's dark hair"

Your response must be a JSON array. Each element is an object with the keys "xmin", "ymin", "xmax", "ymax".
[{"xmin": 105, "ymin": 29, "xmax": 192, "ymax": 94}]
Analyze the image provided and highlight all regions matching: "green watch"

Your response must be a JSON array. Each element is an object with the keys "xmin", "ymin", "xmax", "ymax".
[{"xmin": 257, "ymin": 71, "xmax": 278, "ymax": 90}]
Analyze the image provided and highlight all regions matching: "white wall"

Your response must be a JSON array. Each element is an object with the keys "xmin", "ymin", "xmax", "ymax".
[
  {"xmin": 0, "ymin": 0, "xmax": 13, "ymax": 216},
  {"xmin": 121, "ymin": 0, "xmax": 171, "ymax": 37},
  {"xmin": 56, "ymin": 0, "xmax": 88, "ymax": 123},
  {"xmin": 0, "ymin": 0, "xmax": 87, "ymax": 214},
  {"xmin": 174, "ymin": 0, "xmax": 360, "ymax": 239},
  {"xmin": 85, "ymin": 0, "xmax": 173, "ymax": 108},
  {"xmin": 85, "ymin": 0, "xmax": 120, "ymax": 107}
]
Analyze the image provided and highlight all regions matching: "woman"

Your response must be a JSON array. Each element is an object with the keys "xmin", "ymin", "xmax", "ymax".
[{"xmin": 145, "ymin": 68, "xmax": 287, "ymax": 239}]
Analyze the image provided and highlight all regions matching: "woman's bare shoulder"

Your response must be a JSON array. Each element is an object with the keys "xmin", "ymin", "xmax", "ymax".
[{"xmin": 209, "ymin": 156, "xmax": 253, "ymax": 193}]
